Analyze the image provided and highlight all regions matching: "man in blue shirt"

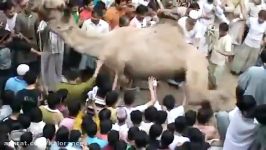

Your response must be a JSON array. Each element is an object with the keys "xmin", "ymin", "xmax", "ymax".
[
  {"xmin": 86, "ymin": 121, "xmax": 108, "ymax": 148},
  {"xmin": 5, "ymin": 64, "xmax": 29, "ymax": 94}
]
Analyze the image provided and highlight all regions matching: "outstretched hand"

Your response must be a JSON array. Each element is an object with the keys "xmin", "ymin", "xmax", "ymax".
[{"xmin": 148, "ymin": 76, "xmax": 157, "ymax": 90}]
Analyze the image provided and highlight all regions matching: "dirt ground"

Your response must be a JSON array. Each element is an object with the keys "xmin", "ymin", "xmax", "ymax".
[{"xmin": 123, "ymin": 63, "xmax": 238, "ymax": 112}]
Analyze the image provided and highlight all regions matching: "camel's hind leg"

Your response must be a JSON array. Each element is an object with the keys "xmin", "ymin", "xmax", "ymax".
[{"xmin": 185, "ymin": 53, "xmax": 209, "ymax": 104}]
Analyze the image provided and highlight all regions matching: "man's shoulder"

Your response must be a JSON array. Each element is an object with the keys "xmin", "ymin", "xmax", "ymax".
[
  {"xmin": 99, "ymin": 19, "xmax": 109, "ymax": 26},
  {"xmin": 83, "ymin": 19, "xmax": 92, "ymax": 24}
]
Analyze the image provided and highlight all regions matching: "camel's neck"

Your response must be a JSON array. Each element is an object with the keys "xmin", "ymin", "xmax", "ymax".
[{"xmin": 48, "ymin": 20, "xmax": 104, "ymax": 57}]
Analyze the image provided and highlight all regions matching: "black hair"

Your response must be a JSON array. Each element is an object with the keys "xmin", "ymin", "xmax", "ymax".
[
  {"xmin": 258, "ymin": 10, "xmax": 266, "ymax": 20},
  {"xmin": 255, "ymin": 104, "xmax": 266, "ymax": 125},
  {"xmin": 167, "ymin": 123, "xmax": 175, "ymax": 133},
  {"xmin": 175, "ymin": 116, "xmax": 187, "ymax": 133},
  {"xmin": 96, "ymin": 82, "xmax": 112, "ymax": 98},
  {"xmin": 155, "ymin": 110, "xmax": 167, "ymax": 125},
  {"xmin": 130, "ymin": 110, "xmax": 142, "ymax": 125},
  {"xmin": 47, "ymin": 93, "xmax": 60, "ymax": 109},
  {"xmin": 149, "ymin": 124, "xmax": 163, "ymax": 140},
  {"xmin": 29, "ymin": 107, "xmax": 43, "ymax": 122},
  {"xmin": 55, "ymin": 126, "xmax": 69, "ymax": 147},
  {"xmin": 163, "ymin": 95, "xmax": 175, "ymax": 110},
  {"xmin": 160, "ymin": 130, "xmax": 174, "ymax": 148},
  {"xmin": 23, "ymin": 70, "xmax": 37, "ymax": 85},
  {"xmin": 128, "ymin": 126, "xmax": 140, "ymax": 141},
  {"xmin": 119, "ymin": 15, "xmax": 130, "ymax": 27},
  {"xmin": 20, "ymin": 132, "xmax": 33, "ymax": 147},
  {"xmin": 124, "ymin": 90, "xmax": 135, "ymax": 105},
  {"xmin": 183, "ymin": 127, "xmax": 204, "ymax": 143},
  {"xmin": 86, "ymin": 122, "xmax": 97, "ymax": 137},
  {"xmin": 207, "ymin": 0, "xmax": 214, "ymax": 4},
  {"xmin": 185, "ymin": 110, "xmax": 197, "ymax": 126},
  {"xmin": 135, "ymin": 130, "xmax": 149, "ymax": 148},
  {"xmin": 83, "ymin": 0, "xmax": 92, "ymax": 6},
  {"xmin": 197, "ymin": 101, "xmax": 213, "ymax": 124},
  {"xmin": 136, "ymin": 4, "xmax": 148, "ymax": 15},
  {"xmin": 81, "ymin": 115, "xmax": 94, "ymax": 134},
  {"xmin": 99, "ymin": 108, "xmax": 111, "ymax": 121},
  {"xmin": 10, "ymin": 98, "xmax": 21, "ymax": 113},
  {"xmin": 188, "ymin": 3, "xmax": 200, "ymax": 10},
  {"xmin": 68, "ymin": 101, "xmax": 81, "ymax": 117},
  {"xmin": 96, "ymin": 73, "xmax": 111, "ymax": 89},
  {"xmin": 236, "ymin": 95, "xmax": 256, "ymax": 118},
  {"xmin": 115, "ymin": 0, "xmax": 125, "ymax": 5},
  {"xmin": 236, "ymin": 86, "xmax": 245, "ymax": 102},
  {"xmin": 260, "ymin": 49, "xmax": 266, "ymax": 63},
  {"xmin": 1, "ymin": 90, "xmax": 14, "ymax": 105},
  {"xmin": 114, "ymin": 140, "xmax": 127, "ymax": 150},
  {"xmin": 94, "ymin": 1, "xmax": 107, "ymax": 15},
  {"xmin": 69, "ymin": 130, "xmax": 81, "ymax": 142},
  {"xmin": 144, "ymin": 106, "xmax": 157, "ymax": 122},
  {"xmin": 107, "ymin": 130, "xmax": 119, "ymax": 146},
  {"xmin": 100, "ymin": 119, "xmax": 112, "ymax": 134},
  {"xmin": 219, "ymin": 22, "xmax": 229, "ymax": 32},
  {"xmin": 56, "ymin": 89, "xmax": 68, "ymax": 103},
  {"xmin": 105, "ymin": 91, "xmax": 119, "ymax": 107},
  {"xmin": 88, "ymin": 143, "xmax": 101, "ymax": 150},
  {"xmin": 18, "ymin": 114, "xmax": 31, "ymax": 129},
  {"xmin": 92, "ymin": 8, "xmax": 103, "ymax": 18},
  {"xmin": 1, "ymin": 0, "xmax": 14, "ymax": 12},
  {"xmin": 43, "ymin": 124, "xmax": 56, "ymax": 140}
]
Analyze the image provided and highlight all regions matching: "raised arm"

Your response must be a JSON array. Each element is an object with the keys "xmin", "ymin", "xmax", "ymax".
[{"xmin": 145, "ymin": 76, "xmax": 157, "ymax": 106}]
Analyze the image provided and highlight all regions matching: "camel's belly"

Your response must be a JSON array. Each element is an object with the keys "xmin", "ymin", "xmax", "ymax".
[{"xmin": 124, "ymin": 62, "xmax": 185, "ymax": 79}]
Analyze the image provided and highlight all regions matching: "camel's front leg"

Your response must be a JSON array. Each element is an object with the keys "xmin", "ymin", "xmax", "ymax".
[
  {"xmin": 112, "ymin": 72, "xmax": 119, "ymax": 90},
  {"xmin": 93, "ymin": 59, "xmax": 104, "ymax": 78}
]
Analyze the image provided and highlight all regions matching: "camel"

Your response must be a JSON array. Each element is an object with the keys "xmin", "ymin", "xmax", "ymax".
[{"xmin": 30, "ymin": 0, "xmax": 210, "ymax": 103}]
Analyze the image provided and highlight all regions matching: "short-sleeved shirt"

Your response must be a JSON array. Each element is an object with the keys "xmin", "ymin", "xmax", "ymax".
[
  {"xmin": 245, "ymin": 17, "xmax": 266, "ymax": 48},
  {"xmin": 82, "ymin": 19, "xmax": 110, "ymax": 34},
  {"xmin": 210, "ymin": 34, "xmax": 232, "ymax": 66},
  {"xmin": 16, "ymin": 89, "xmax": 40, "ymax": 114},
  {"xmin": 4, "ymin": 77, "xmax": 27, "ymax": 94},
  {"xmin": 39, "ymin": 105, "xmax": 64, "ymax": 125}
]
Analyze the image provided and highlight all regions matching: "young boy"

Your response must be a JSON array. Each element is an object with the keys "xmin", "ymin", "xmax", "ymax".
[{"xmin": 209, "ymin": 22, "xmax": 233, "ymax": 88}]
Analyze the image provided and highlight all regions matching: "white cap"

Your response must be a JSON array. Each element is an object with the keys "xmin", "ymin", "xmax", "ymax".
[
  {"xmin": 189, "ymin": 10, "xmax": 200, "ymax": 20},
  {"xmin": 16, "ymin": 64, "xmax": 29, "ymax": 76}
]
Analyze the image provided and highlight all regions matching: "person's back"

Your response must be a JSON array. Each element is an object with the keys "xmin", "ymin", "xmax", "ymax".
[
  {"xmin": 4, "ymin": 64, "xmax": 29, "ymax": 94},
  {"xmin": 223, "ymin": 95, "xmax": 258, "ymax": 150},
  {"xmin": 239, "ymin": 66, "xmax": 266, "ymax": 105},
  {"xmin": 39, "ymin": 93, "xmax": 63, "ymax": 125}
]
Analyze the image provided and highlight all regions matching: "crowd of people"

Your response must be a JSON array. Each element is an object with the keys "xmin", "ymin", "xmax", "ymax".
[{"xmin": 0, "ymin": 0, "xmax": 265, "ymax": 149}]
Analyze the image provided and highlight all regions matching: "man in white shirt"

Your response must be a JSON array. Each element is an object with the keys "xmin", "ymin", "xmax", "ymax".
[
  {"xmin": 79, "ymin": 9, "xmax": 110, "ymax": 70},
  {"xmin": 223, "ymin": 95, "xmax": 258, "ymax": 150},
  {"xmin": 169, "ymin": 116, "xmax": 190, "ymax": 150},
  {"xmin": 178, "ymin": 10, "xmax": 201, "ymax": 45},
  {"xmin": 232, "ymin": 10, "xmax": 266, "ymax": 74},
  {"xmin": 112, "ymin": 107, "xmax": 129, "ymax": 141},
  {"xmin": 3, "ymin": 1, "xmax": 17, "ymax": 32},
  {"xmin": 209, "ymin": 22, "xmax": 232, "ymax": 88},
  {"xmin": 129, "ymin": 5, "xmax": 149, "ymax": 28}
]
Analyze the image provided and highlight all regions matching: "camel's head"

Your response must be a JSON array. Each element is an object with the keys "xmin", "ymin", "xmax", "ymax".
[{"xmin": 29, "ymin": 0, "xmax": 67, "ymax": 21}]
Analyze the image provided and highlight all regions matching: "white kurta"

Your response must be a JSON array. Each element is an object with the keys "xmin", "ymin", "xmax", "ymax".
[{"xmin": 223, "ymin": 108, "xmax": 258, "ymax": 150}]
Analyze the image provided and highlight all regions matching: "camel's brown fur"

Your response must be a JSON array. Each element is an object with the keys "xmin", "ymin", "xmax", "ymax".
[{"xmin": 31, "ymin": 0, "xmax": 210, "ymax": 103}]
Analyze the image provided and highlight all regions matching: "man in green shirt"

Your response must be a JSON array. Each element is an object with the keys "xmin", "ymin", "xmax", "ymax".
[{"xmin": 56, "ymin": 60, "xmax": 103, "ymax": 104}]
